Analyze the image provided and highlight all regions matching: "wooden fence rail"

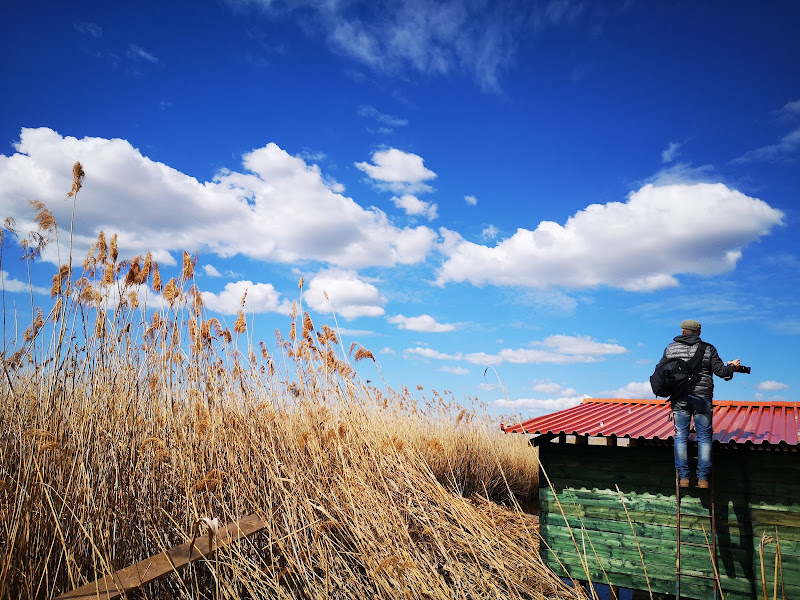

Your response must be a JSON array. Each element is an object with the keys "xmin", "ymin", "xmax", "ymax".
[{"xmin": 56, "ymin": 514, "xmax": 267, "ymax": 600}]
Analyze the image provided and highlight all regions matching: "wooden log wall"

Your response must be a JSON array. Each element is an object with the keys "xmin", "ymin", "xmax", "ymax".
[{"xmin": 538, "ymin": 442, "xmax": 799, "ymax": 600}]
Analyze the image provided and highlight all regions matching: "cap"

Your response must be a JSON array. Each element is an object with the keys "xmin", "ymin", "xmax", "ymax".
[{"xmin": 680, "ymin": 319, "xmax": 701, "ymax": 331}]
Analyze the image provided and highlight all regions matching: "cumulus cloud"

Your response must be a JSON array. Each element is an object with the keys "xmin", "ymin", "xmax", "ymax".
[
  {"xmin": 304, "ymin": 268, "xmax": 386, "ymax": 319},
  {"xmin": 336, "ymin": 327, "xmax": 376, "ymax": 337},
  {"xmin": 203, "ymin": 264, "xmax": 222, "ymax": 277},
  {"xmin": 0, "ymin": 270, "xmax": 49, "ymax": 295},
  {"xmin": 355, "ymin": 148, "xmax": 436, "ymax": 194},
  {"xmin": 494, "ymin": 395, "xmax": 588, "ymax": 415},
  {"xmin": 403, "ymin": 347, "xmax": 462, "ymax": 361},
  {"xmin": 201, "ymin": 280, "xmax": 293, "ymax": 315},
  {"xmin": 464, "ymin": 335, "xmax": 626, "ymax": 366},
  {"xmin": 408, "ymin": 334, "xmax": 626, "ymax": 367},
  {"xmin": 465, "ymin": 195, "xmax": 478, "ymax": 206},
  {"xmin": 601, "ymin": 381, "xmax": 654, "ymax": 399},
  {"xmin": 645, "ymin": 163, "xmax": 717, "ymax": 186},
  {"xmin": 392, "ymin": 194, "xmax": 438, "ymax": 220},
  {"xmin": 756, "ymin": 380, "xmax": 789, "ymax": 391},
  {"xmin": 440, "ymin": 365, "xmax": 469, "ymax": 375},
  {"xmin": 437, "ymin": 183, "xmax": 785, "ymax": 291},
  {"xmin": 388, "ymin": 314, "xmax": 456, "ymax": 332},
  {"xmin": 531, "ymin": 381, "xmax": 577, "ymax": 396},
  {"xmin": 0, "ymin": 128, "xmax": 437, "ymax": 271}
]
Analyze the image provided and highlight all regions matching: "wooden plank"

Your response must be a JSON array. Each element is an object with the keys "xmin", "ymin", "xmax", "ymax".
[
  {"xmin": 541, "ymin": 488, "xmax": 800, "ymax": 519},
  {"xmin": 540, "ymin": 497, "xmax": 800, "ymax": 534},
  {"xmin": 544, "ymin": 548, "xmax": 800, "ymax": 599},
  {"xmin": 542, "ymin": 526, "xmax": 800, "ymax": 577},
  {"xmin": 56, "ymin": 514, "xmax": 267, "ymax": 600},
  {"xmin": 541, "ymin": 513, "xmax": 800, "ymax": 552}
]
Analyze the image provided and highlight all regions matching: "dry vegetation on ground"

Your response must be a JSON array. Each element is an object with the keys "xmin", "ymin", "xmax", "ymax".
[{"xmin": 0, "ymin": 165, "xmax": 584, "ymax": 599}]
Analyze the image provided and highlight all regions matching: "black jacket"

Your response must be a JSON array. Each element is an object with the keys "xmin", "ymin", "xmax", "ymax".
[{"xmin": 657, "ymin": 334, "xmax": 734, "ymax": 400}]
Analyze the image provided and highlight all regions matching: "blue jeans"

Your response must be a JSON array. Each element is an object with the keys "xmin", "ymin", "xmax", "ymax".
[{"xmin": 672, "ymin": 394, "xmax": 713, "ymax": 480}]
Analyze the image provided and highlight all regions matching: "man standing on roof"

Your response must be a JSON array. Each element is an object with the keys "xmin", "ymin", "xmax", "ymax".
[{"xmin": 657, "ymin": 319, "xmax": 740, "ymax": 489}]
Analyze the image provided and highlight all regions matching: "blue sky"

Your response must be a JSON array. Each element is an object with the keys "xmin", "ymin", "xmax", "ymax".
[{"xmin": 1, "ymin": 0, "xmax": 798, "ymax": 417}]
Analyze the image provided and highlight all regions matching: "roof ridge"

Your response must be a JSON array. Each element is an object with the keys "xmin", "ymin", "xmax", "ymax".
[{"xmin": 583, "ymin": 398, "xmax": 799, "ymax": 408}]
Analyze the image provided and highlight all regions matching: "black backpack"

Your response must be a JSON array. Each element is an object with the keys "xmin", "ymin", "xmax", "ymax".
[{"xmin": 650, "ymin": 342, "xmax": 707, "ymax": 399}]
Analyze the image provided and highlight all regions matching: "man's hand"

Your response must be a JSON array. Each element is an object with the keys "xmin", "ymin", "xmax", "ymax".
[{"xmin": 728, "ymin": 359, "xmax": 741, "ymax": 368}]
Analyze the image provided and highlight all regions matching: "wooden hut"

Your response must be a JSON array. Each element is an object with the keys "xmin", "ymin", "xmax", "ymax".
[{"xmin": 502, "ymin": 399, "xmax": 800, "ymax": 599}]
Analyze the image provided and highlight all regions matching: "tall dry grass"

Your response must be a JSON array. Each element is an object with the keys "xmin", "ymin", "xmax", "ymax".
[{"xmin": 0, "ymin": 165, "xmax": 583, "ymax": 599}]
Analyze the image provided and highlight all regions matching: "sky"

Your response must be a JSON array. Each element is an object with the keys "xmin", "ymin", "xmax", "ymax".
[{"xmin": 1, "ymin": 0, "xmax": 798, "ymax": 418}]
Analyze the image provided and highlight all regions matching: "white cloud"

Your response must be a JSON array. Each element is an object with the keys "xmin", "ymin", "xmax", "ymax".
[
  {"xmin": 733, "ymin": 100, "xmax": 800, "ymax": 163},
  {"xmin": 232, "ymin": 0, "xmax": 524, "ymax": 91},
  {"xmin": 304, "ymin": 268, "xmax": 386, "ymax": 319},
  {"xmin": 521, "ymin": 289, "xmax": 578, "ymax": 313},
  {"xmin": 0, "ymin": 128, "xmax": 438, "ymax": 271},
  {"xmin": 355, "ymin": 148, "xmax": 436, "ymax": 193},
  {"xmin": 756, "ymin": 381, "xmax": 790, "ymax": 391},
  {"xmin": 601, "ymin": 381, "xmax": 654, "ymax": 399},
  {"xmin": 437, "ymin": 183, "xmax": 785, "ymax": 291},
  {"xmin": 439, "ymin": 365, "xmax": 469, "ymax": 375},
  {"xmin": 337, "ymin": 327, "xmax": 376, "ymax": 337},
  {"xmin": 357, "ymin": 105, "xmax": 408, "ymax": 130},
  {"xmin": 662, "ymin": 141, "xmax": 681, "ymax": 163},
  {"xmin": 646, "ymin": 163, "xmax": 717, "ymax": 186},
  {"xmin": 388, "ymin": 314, "xmax": 456, "ymax": 333},
  {"xmin": 0, "ymin": 270, "xmax": 49, "ymax": 295},
  {"xmin": 203, "ymin": 264, "xmax": 222, "ymax": 277},
  {"xmin": 74, "ymin": 21, "xmax": 103, "ymax": 38},
  {"xmin": 733, "ymin": 127, "xmax": 800, "ymax": 164},
  {"xmin": 466, "ymin": 349, "xmax": 595, "ymax": 366},
  {"xmin": 201, "ymin": 280, "xmax": 293, "ymax": 315},
  {"xmin": 379, "ymin": 346, "xmax": 395, "ymax": 355},
  {"xmin": 754, "ymin": 392, "xmax": 787, "ymax": 402},
  {"xmin": 127, "ymin": 44, "xmax": 160, "ymax": 64},
  {"xmin": 403, "ymin": 347, "xmax": 462, "ymax": 361},
  {"xmin": 494, "ymin": 395, "xmax": 588, "ymax": 415},
  {"xmin": 481, "ymin": 225, "xmax": 498, "ymax": 239},
  {"xmin": 776, "ymin": 99, "xmax": 800, "ymax": 120},
  {"xmin": 531, "ymin": 381, "xmax": 577, "ymax": 396},
  {"xmin": 464, "ymin": 335, "xmax": 626, "ymax": 366},
  {"xmin": 299, "ymin": 150, "xmax": 326, "ymax": 162},
  {"xmin": 537, "ymin": 334, "xmax": 627, "ymax": 356},
  {"xmin": 465, "ymin": 195, "xmax": 478, "ymax": 206},
  {"xmin": 227, "ymin": 1, "xmax": 625, "ymax": 92},
  {"xmin": 392, "ymin": 194, "xmax": 438, "ymax": 220}
]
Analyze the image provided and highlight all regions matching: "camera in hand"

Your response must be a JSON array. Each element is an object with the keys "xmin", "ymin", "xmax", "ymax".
[{"xmin": 734, "ymin": 364, "xmax": 751, "ymax": 374}]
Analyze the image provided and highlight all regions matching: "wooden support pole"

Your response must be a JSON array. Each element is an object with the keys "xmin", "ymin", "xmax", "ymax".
[{"xmin": 56, "ymin": 514, "xmax": 267, "ymax": 600}]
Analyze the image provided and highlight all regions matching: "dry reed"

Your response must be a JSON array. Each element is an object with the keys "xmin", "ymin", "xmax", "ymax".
[{"xmin": 0, "ymin": 173, "xmax": 585, "ymax": 600}]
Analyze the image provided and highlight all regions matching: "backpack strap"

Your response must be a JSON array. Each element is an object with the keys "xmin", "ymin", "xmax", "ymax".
[
  {"xmin": 686, "ymin": 341, "xmax": 707, "ymax": 374},
  {"xmin": 668, "ymin": 342, "xmax": 707, "ymax": 403}
]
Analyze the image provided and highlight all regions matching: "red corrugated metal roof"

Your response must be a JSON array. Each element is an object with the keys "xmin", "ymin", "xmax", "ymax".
[{"xmin": 501, "ymin": 398, "xmax": 800, "ymax": 446}]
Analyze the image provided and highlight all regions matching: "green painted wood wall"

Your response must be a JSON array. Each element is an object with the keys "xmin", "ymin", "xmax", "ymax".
[{"xmin": 538, "ymin": 442, "xmax": 799, "ymax": 600}]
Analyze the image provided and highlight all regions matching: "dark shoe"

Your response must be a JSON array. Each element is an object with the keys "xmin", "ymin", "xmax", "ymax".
[
  {"xmin": 698, "ymin": 479, "xmax": 709, "ymax": 489},
  {"xmin": 679, "ymin": 478, "xmax": 690, "ymax": 488}
]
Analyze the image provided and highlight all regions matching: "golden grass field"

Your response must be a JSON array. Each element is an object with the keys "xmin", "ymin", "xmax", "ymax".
[{"xmin": 0, "ymin": 165, "xmax": 586, "ymax": 599}]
